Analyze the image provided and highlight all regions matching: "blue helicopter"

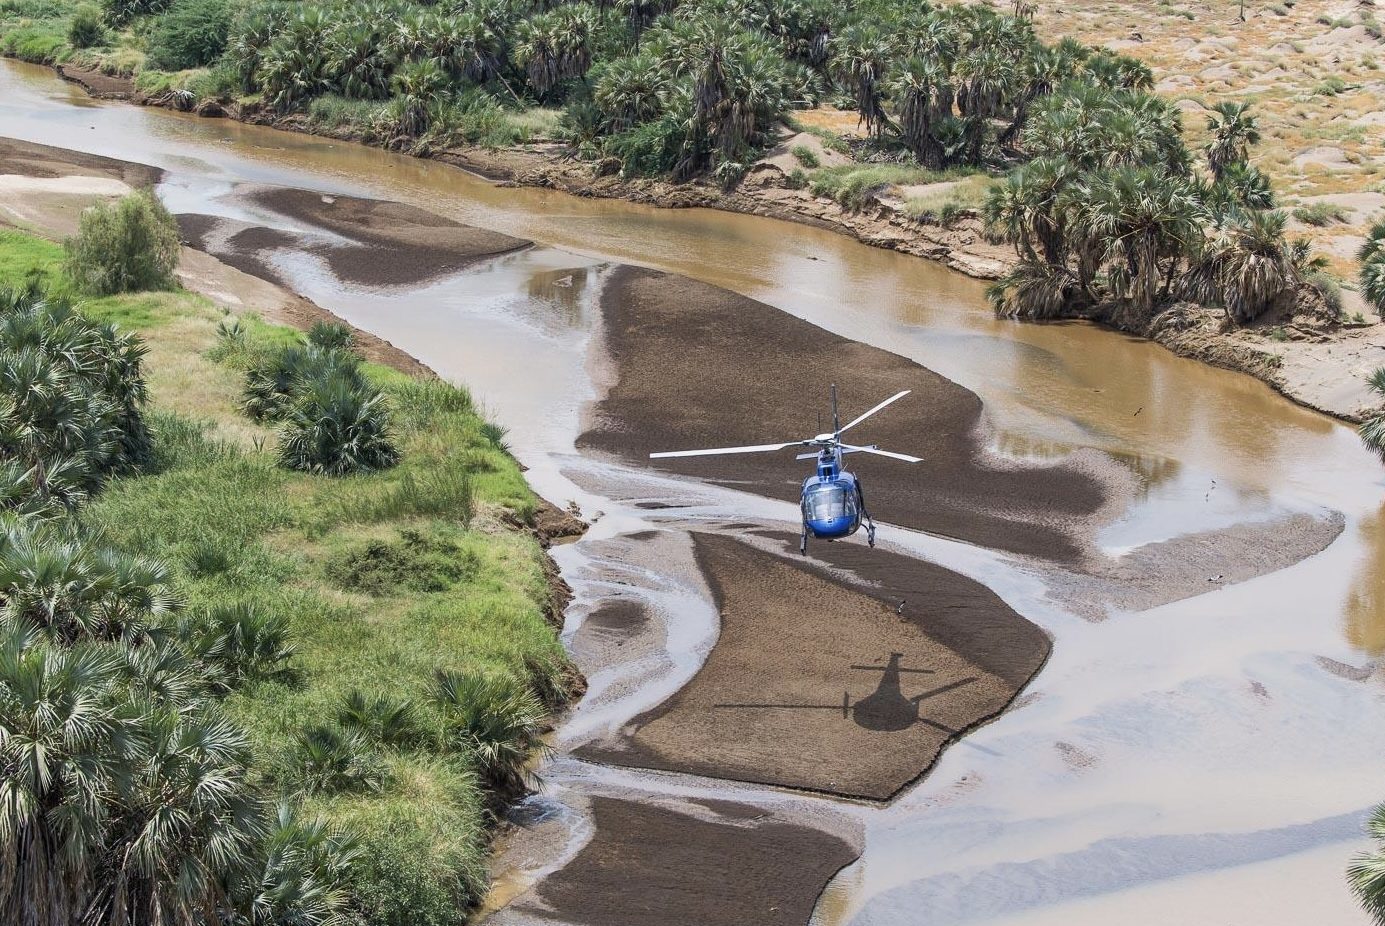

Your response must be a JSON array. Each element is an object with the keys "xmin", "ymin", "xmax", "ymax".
[{"xmin": 650, "ymin": 387, "xmax": 921, "ymax": 554}]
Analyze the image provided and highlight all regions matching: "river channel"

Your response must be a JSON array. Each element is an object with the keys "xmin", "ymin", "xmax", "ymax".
[{"xmin": 3, "ymin": 57, "xmax": 1384, "ymax": 925}]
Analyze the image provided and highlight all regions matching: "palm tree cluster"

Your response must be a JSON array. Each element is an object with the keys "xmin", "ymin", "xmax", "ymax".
[
  {"xmin": 984, "ymin": 88, "xmax": 1317, "ymax": 331},
  {"xmin": 238, "ymin": 321, "xmax": 400, "ymax": 476},
  {"xmin": 0, "ymin": 285, "xmax": 152, "ymax": 516},
  {"xmin": 0, "ymin": 287, "xmax": 359, "ymax": 926}
]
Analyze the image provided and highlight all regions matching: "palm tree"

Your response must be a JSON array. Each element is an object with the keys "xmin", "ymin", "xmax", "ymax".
[
  {"xmin": 890, "ymin": 57, "xmax": 948, "ymax": 168},
  {"xmin": 277, "ymin": 372, "xmax": 400, "ymax": 477},
  {"xmin": 1358, "ymin": 368, "xmax": 1385, "ymax": 462},
  {"xmin": 983, "ymin": 156, "xmax": 1076, "ymax": 267},
  {"xmin": 389, "ymin": 59, "xmax": 449, "ymax": 137},
  {"xmin": 1205, "ymin": 101, "xmax": 1261, "ymax": 179},
  {"xmin": 832, "ymin": 21, "xmax": 894, "ymax": 138},
  {"xmin": 1183, "ymin": 209, "xmax": 1301, "ymax": 324},
  {"xmin": 1065, "ymin": 166, "xmax": 1203, "ymax": 328},
  {"xmin": 1358, "ymin": 219, "xmax": 1385, "ymax": 317},
  {"xmin": 238, "ymin": 804, "xmax": 362, "ymax": 926},
  {"xmin": 595, "ymin": 52, "xmax": 669, "ymax": 131},
  {"xmin": 0, "ymin": 632, "xmax": 127, "ymax": 926},
  {"xmin": 433, "ymin": 669, "xmax": 547, "ymax": 799},
  {"xmin": 1351, "ymin": 803, "xmax": 1385, "ymax": 921}
]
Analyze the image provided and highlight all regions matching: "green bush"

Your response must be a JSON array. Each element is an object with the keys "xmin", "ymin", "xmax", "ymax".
[
  {"xmin": 790, "ymin": 144, "xmax": 820, "ymax": 168},
  {"xmin": 1, "ymin": 25, "xmax": 65, "ymax": 63},
  {"xmin": 64, "ymin": 191, "xmax": 180, "ymax": 295},
  {"xmin": 68, "ymin": 4, "xmax": 106, "ymax": 49},
  {"xmin": 1292, "ymin": 201, "xmax": 1349, "ymax": 226},
  {"xmin": 606, "ymin": 115, "xmax": 686, "ymax": 178},
  {"xmin": 101, "ymin": 0, "xmax": 173, "ymax": 26},
  {"xmin": 277, "ymin": 372, "xmax": 400, "ymax": 476},
  {"xmin": 325, "ymin": 529, "xmax": 479, "ymax": 596},
  {"xmin": 146, "ymin": 0, "xmax": 231, "ymax": 70}
]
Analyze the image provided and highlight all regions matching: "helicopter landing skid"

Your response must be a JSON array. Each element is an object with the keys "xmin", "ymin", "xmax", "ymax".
[
  {"xmin": 864, "ymin": 511, "xmax": 877, "ymax": 548},
  {"xmin": 799, "ymin": 523, "xmax": 808, "ymax": 556}
]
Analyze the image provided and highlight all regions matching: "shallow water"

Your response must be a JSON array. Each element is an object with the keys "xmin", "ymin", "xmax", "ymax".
[{"xmin": 4, "ymin": 59, "xmax": 1384, "ymax": 925}]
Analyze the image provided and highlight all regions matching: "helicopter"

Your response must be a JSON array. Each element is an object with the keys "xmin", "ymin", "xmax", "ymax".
[{"xmin": 649, "ymin": 386, "xmax": 922, "ymax": 554}]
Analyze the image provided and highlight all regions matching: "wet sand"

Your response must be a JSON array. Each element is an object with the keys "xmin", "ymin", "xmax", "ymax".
[
  {"xmin": 0, "ymin": 136, "xmax": 161, "ymax": 187},
  {"xmin": 499, "ymin": 796, "xmax": 858, "ymax": 926},
  {"xmin": 578, "ymin": 265, "xmax": 1113, "ymax": 562},
  {"xmin": 576, "ymin": 533, "xmax": 1049, "ymax": 801},
  {"xmin": 245, "ymin": 186, "xmax": 530, "ymax": 286}
]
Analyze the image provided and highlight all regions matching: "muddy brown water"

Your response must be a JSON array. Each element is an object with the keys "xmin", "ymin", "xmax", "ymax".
[{"xmin": 4, "ymin": 58, "xmax": 1385, "ymax": 926}]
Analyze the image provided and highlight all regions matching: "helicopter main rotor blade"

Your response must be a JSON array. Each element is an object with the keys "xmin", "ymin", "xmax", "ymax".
[
  {"xmin": 840, "ymin": 443, "xmax": 923, "ymax": 463},
  {"xmin": 837, "ymin": 390, "xmax": 911, "ymax": 436},
  {"xmin": 650, "ymin": 441, "xmax": 803, "ymax": 459}
]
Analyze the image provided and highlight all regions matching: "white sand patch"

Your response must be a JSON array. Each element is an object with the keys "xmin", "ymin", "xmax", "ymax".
[
  {"xmin": 756, "ymin": 131, "xmax": 853, "ymax": 174},
  {"xmin": 1200, "ymin": 64, "xmax": 1237, "ymax": 81},
  {"xmin": 1174, "ymin": 98, "xmax": 1206, "ymax": 114},
  {"xmin": 1321, "ymin": 233, "xmax": 1368, "ymax": 260},
  {"xmin": 1353, "ymin": 110, "xmax": 1385, "ymax": 127},
  {"xmin": 0, "ymin": 174, "xmax": 129, "ymax": 196},
  {"xmin": 1294, "ymin": 191, "xmax": 1385, "ymax": 225},
  {"xmin": 1293, "ymin": 145, "xmax": 1357, "ymax": 169},
  {"xmin": 1305, "ymin": 24, "xmax": 1379, "ymax": 55},
  {"xmin": 1156, "ymin": 75, "xmax": 1195, "ymax": 92}
]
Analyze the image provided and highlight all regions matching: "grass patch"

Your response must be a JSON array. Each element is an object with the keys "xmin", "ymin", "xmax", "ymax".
[
  {"xmin": 809, "ymin": 164, "xmax": 973, "ymax": 210},
  {"xmin": 0, "ymin": 227, "xmax": 575, "ymax": 923},
  {"xmin": 1292, "ymin": 201, "xmax": 1350, "ymax": 226},
  {"xmin": 901, "ymin": 174, "xmax": 995, "ymax": 224}
]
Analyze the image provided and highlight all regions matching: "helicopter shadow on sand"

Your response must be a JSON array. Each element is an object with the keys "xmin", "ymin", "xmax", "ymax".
[{"xmin": 714, "ymin": 653, "xmax": 977, "ymax": 734}]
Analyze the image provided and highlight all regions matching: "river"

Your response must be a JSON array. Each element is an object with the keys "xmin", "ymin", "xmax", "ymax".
[{"xmin": 3, "ymin": 58, "xmax": 1384, "ymax": 925}]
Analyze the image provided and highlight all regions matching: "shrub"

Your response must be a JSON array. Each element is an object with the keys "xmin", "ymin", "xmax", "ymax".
[
  {"xmin": 325, "ymin": 529, "xmax": 478, "ymax": 596},
  {"xmin": 277, "ymin": 372, "xmax": 400, "ymax": 476},
  {"xmin": 785, "ymin": 167, "xmax": 808, "ymax": 189},
  {"xmin": 605, "ymin": 115, "xmax": 686, "ymax": 178},
  {"xmin": 432, "ymin": 669, "xmax": 547, "ymax": 799},
  {"xmin": 790, "ymin": 144, "xmax": 820, "ymax": 168},
  {"xmin": 64, "ymin": 191, "xmax": 180, "ymax": 295},
  {"xmin": 291, "ymin": 724, "xmax": 388, "ymax": 795},
  {"xmin": 68, "ymin": 4, "xmax": 106, "ymax": 49},
  {"xmin": 242, "ymin": 343, "xmax": 363, "ymax": 422},
  {"xmin": 182, "ymin": 602, "xmax": 298, "ymax": 691},
  {"xmin": 1, "ymin": 25, "xmax": 65, "ymax": 63},
  {"xmin": 102, "ymin": 0, "xmax": 173, "ymax": 26},
  {"xmin": 146, "ymin": 0, "xmax": 232, "ymax": 70},
  {"xmin": 337, "ymin": 689, "xmax": 424, "ymax": 747},
  {"xmin": 1306, "ymin": 270, "xmax": 1344, "ymax": 316},
  {"xmin": 1292, "ymin": 202, "xmax": 1349, "ymax": 226},
  {"xmin": 307, "ymin": 320, "xmax": 355, "ymax": 351}
]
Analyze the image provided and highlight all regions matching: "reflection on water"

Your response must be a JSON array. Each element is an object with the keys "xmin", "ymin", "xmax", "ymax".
[{"xmin": 1346, "ymin": 501, "xmax": 1385, "ymax": 654}]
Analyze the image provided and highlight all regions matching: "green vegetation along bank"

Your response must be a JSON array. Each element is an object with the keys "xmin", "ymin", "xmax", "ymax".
[{"xmin": 0, "ymin": 210, "xmax": 580, "ymax": 926}]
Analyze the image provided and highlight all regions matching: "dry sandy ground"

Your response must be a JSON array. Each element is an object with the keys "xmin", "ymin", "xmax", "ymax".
[
  {"xmin": 1031, "ymin": 0, "xmax": 1385, "ymax": 279},
  {"xmin": 576, "ymin": 532, "xmax": 1050, "ymax": 800},
  {"xmin": 495, "ymin": 797, "xmax": 857, "ymax": 926},
  {"xmin": 578, "ymin": 265, "xmax": 1117, "ymax": 562}
]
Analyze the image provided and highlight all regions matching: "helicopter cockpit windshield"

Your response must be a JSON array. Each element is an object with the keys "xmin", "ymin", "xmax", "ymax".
[{"xmin": 802, "ymin": 482, "xmax": 856, "ymax": 523}]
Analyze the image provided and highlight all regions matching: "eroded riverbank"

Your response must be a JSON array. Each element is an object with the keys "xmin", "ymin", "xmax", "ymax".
[{"xmin": 5, "ymin": 56, "xmax": 1385, "ymax": 926}]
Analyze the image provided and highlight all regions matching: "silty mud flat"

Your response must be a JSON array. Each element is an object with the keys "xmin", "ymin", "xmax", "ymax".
[{"xmin": 3, "ymin": 56, "xmax": 1385, "ymax": 925}]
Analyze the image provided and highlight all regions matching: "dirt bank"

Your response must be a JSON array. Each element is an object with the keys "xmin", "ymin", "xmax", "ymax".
[
  {"xmin": 579, "ymin": 264, "xmax": 1115, "ymax": 562},
  {"xmin": 492, "ymin": 796, "xmax": 858, "ymax": 926},
  {"xmin": 576, "ymin": 532, "xmax": 1049, "ymax": 800}
]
